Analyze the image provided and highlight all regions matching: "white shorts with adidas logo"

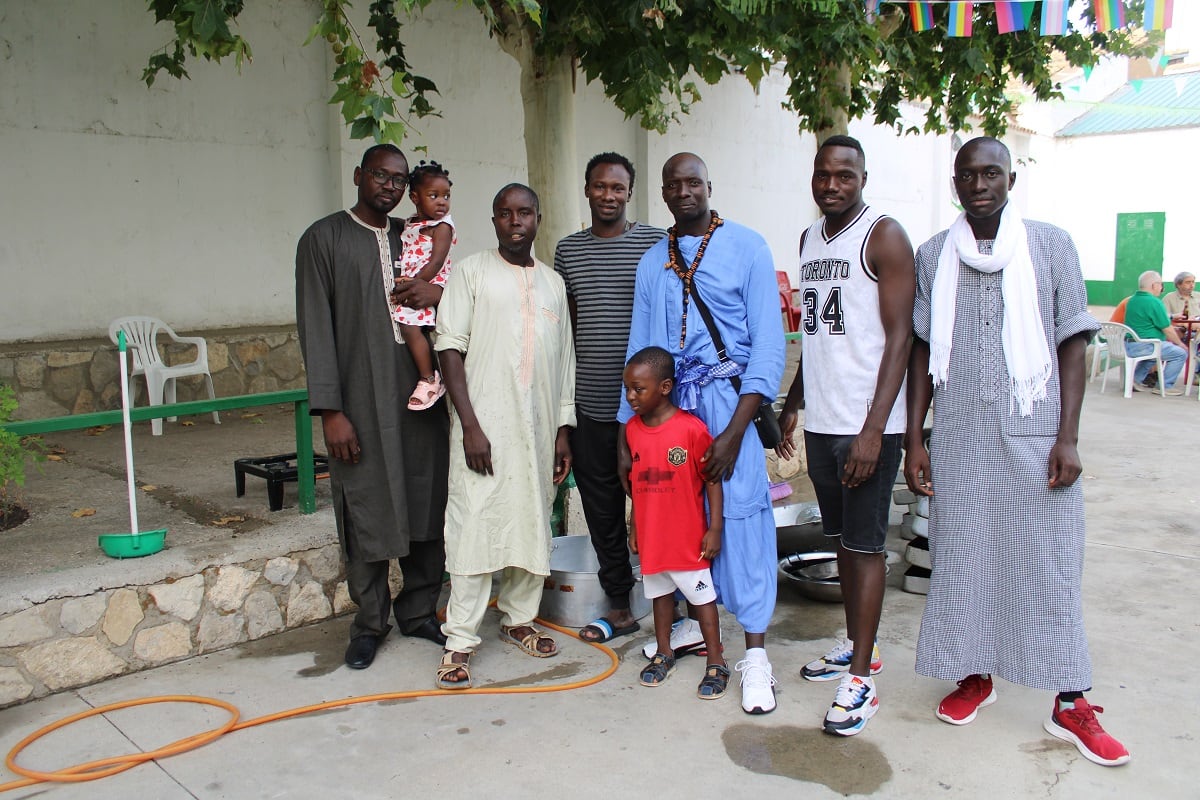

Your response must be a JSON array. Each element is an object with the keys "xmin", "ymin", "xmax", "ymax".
[{"xmin": 643, "ymin": 567, "xmax": 718, "ymax": 605}]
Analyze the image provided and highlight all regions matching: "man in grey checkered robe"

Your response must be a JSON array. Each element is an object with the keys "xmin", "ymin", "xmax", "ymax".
[
  {"xmin": 902, "ymin": 137, "xmax": 1128, "ymax": 767},
  {"xmin": 908, "ymin": 217, "xmax": 1097, "ymax": 690}
]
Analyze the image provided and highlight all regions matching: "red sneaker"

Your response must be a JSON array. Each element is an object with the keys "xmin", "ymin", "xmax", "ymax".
[
  {"xmin": 936, "ymin": 674, "xmax": 996, "ymax": 725},
  {"xmin": 1044, "ymin": 698, "xmax": 1130, "ymax": 767}
]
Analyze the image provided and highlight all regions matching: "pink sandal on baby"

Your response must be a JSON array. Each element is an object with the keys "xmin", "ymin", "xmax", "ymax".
[{"xmin": 407, "ymin": 372, "xmax": 446, "ymax": 411}]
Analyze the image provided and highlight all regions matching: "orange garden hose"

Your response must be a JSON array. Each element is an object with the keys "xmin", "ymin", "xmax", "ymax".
[{"xmin": 1, "ymin": 617, "xmax": 620, "ymax": 793}]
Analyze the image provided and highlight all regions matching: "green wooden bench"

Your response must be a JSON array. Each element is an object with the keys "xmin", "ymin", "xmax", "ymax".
[{"xmin": 1, "ymin": 390, "xmax": 319, "ymax": 514}]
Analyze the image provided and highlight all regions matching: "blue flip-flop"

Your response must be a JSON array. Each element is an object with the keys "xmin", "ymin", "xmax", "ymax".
[{"xmin": 578, "ymin": 617, "xmax": 640, "ymax": 643}]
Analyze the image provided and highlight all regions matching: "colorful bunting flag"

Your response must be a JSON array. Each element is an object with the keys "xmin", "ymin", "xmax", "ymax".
[
  {"xmin": 1019, "ymin": 1, "xmax": 1037, "ymax": 28},
  {"xmin": 861, "ymin": 1, "xmax": 1171, "ymax": 39},
  {"xmin": 909, "ymin": 1, "xmax": 934, "ymax": 32},
  {"xmin": 1040, "ymin": 1, "xmax": 1070, "ymax": 36},
  {"xmin": 947, "ymin": 2, "xmax": 973, "ymax": 37},
  {"xmin": 1093, "ymin": 0, "xmax": 1125, "ymax": 32},
  {"xmin": 995, "ymin": 2, "xmax": 1026, "ymax": 34},
  {"xmin": 1143, "ymin": 0, "xmax": 1174, "ymax": 32}
]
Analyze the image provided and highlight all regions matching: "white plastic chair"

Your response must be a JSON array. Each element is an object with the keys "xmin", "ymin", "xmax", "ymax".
[
  {"xmin": 108, "ymin": 316, "xmax": 220, "ymax": 435},
  {"xmin": 1097, "ymin": 322, "xmax": 1164, "ymax": 398},
  {"xmin": 1088, "ymin": 332, "xmax": 1108, "ymax": 382}
]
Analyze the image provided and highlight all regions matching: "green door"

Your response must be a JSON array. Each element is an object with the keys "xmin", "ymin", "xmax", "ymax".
[{"xmin": 1087, "ymin": 212, "xmax": 1165, "ymax": 306}]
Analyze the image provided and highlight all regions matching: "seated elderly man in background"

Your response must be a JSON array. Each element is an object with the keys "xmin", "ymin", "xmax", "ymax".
[
  {"xmin": 1123, "ymin": 271, "xmax": 1188, "ymax": 395},
  {"xmin": 1163, "ymin": 271, "xmax": 1197, "ymax": 320},
  {"xmin": 1162, "ymin": 272, "xmax": 1199, "ymax": 387}
]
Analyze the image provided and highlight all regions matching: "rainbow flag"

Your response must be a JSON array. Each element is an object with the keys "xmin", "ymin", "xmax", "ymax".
[
  {"xmin": 947, "ymin": 2, "xmax": 973, "ymax": 37},
  {"xmin": 909, "ymin": 2, "xmax": 934, "ymax": 32},
  {"xmin": 1094, "ymin": 0, "xmax": 1125, "ymax": 32},
  {"xmin": 995, "ymin": 1, "xmax": 1026, "ymax": 34},
  {"xmin": 1143, "ymin": 0, "xmax": 1174, "ymax": 31},
  {"xmin": 864, "ymin": 0, "xmax": 880, "ymax": 22},
  {"xmin": 1040, "ymin": 0, "xmax": 1069, "ymax": 35}
]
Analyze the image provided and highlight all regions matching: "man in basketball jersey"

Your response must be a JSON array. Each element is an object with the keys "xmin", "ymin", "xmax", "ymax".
[{"xmin": 776, "ymin": 135, "xmax": 915, "ymax": 736}]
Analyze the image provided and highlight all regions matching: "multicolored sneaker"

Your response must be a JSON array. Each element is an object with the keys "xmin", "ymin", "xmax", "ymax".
[
  {"xmin": 823, "ymin": 673, "xmax": 879, "ymax": 736},
  {"xmin": 642, "ymin": 617, "xmax": 708, "ymax": 660},
  {"xmin": 802, "ymin": 639, "xmax": 882, "ymax": 682},
  {"xmin": 1044, "ymin": 698, "xmax": 1131, "ymax": 767},
  {"xmin": 936, "ymin": 674, "xmax": 997, "ymax": 725}
]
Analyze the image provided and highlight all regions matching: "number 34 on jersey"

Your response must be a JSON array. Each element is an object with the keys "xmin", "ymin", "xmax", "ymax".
[{"xmin": 801, "ymin": 286, "xmax": 845, "ymax": 336}]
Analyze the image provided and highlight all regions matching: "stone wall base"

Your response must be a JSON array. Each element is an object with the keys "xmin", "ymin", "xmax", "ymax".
[
  {"xmin": 0, "ymin": 542, "xmax": 365, "ymax": 708},
  {"xmin": 0, "ymin": 325, "xmax": 306, "ymax": 421}
]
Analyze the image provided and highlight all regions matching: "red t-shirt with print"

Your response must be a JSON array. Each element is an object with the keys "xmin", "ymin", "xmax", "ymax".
[{"xmin": 626, "ymin": 409, "xmax": 713, "ymax": 575}]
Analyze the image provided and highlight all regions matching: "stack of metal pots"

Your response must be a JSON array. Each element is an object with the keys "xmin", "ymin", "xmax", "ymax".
[{"xmin": 894, "ymin": 488, "xmax": 930, "ymax": 595}]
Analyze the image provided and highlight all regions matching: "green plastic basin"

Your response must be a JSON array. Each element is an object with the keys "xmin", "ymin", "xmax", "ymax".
[{"xmin": 98, "ymin": 529, "xmax": 167, "ymax": 559}]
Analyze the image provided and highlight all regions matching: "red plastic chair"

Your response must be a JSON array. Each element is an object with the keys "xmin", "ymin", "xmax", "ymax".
[{"xmin": 776, "ymin": 271, "xmax": 801, "ymax": 333}]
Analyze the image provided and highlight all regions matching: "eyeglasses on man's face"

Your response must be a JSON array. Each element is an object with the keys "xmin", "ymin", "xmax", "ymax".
[{"xmin": 364, "ymin": 168, "xmax": 408, "ymax": 188}]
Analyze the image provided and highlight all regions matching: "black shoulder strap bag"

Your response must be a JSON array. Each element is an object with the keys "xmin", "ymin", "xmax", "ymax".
[{"xmin": 685, "ymin": 276, "xmax": 783, "ymax": 450}]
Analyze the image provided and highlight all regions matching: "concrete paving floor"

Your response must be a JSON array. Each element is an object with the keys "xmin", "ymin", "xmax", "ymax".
[{"xmin": 1, "ymin": 372, "xmax": 1197, "ymax": 798}]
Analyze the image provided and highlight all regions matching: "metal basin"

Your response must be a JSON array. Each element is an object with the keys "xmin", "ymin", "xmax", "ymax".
[
  {"xmin": 778, "ymin": 551, "xmax": 843, "ymax": 603},
  {"xmin": 779, "ymin": 550, "xmax": 839, "ymax": 580}
]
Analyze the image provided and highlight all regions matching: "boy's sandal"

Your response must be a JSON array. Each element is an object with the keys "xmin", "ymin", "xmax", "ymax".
[
  {"xmin": 436, "ymin": 650, "xmax": 472, "ymax": 690},
  {"xmin": 696, "ymin": 662, "xmax": 730, "ymax": 700},
  {"xmin": 639, "ymin": 653, "xmax": 676, "ymax": 687},
  {"xmin": 407, "ymin": 374, "xmax": 445, "ymax": 410},
  {"xmin": 499, "ymin": 625, "xmax": 558, "ymax": 658}
]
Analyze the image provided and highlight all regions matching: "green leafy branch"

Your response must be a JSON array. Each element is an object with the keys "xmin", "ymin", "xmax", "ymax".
[
  {"xmin": 304, "ymin": 0, "xmax": 444, "ymax": 144},
  {"xmin": 143, "ymin": 0, "xmax": 252, "ymax": 86}
]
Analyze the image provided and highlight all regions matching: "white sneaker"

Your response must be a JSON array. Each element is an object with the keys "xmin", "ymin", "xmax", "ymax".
[
  {"xmin": 734, "ymin": 655, "xmax": 777, "ymax": 715},
  {"xmin": 641, "ymin": 617, "xmax": 708, "ymax": 660},
  {"xmin": 823, "ymin": 673, "xmax": 879, "ymax": 736}
]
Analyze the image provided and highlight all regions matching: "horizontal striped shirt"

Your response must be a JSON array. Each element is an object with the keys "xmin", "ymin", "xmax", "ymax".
[{"xmin": 554, "ymin": 222, "xmax": 666, "ymax": 420}]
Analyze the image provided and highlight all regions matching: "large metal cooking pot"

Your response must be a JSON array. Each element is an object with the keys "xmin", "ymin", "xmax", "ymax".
[{"xmin": 773, "ymin": 499, "xmax": 825, "ymax": 555}]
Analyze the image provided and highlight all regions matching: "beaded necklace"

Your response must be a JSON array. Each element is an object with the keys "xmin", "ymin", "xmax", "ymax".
[{"xmin": 665, "ymin": 211, "xmax": 723, "ymax": 349}]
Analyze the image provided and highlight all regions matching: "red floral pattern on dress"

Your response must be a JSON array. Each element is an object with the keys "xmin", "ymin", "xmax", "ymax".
[{"xmin": 392, "ymin": 214, "xmax": 456, "ymax": 326}]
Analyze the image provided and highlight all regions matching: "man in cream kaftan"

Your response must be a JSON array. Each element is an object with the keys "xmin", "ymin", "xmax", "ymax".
[
  {"xmin": 436, "ymin": 248, "xmax": 576, "ymax": 576},
  {"xmin": 433, "ymin": 184, "xmax": 576, "ymax": 670}
]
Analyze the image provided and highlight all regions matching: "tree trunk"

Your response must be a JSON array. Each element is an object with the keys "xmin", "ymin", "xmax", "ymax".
[
  {"xmin": 816, "ymin": 12, "xmax": 899, "ymax": 145},
  {"xmin": 815, "ymin": 61, "xmax": 851, "ymax": 143},
  {"xmin": 492, "ymin": 14, "xmax": 580, "ymax": 261}
]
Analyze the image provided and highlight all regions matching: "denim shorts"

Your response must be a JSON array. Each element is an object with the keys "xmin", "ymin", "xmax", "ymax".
[{"xmin": 803, "ymin": 431, "xmax": 903, "ymax": 554}]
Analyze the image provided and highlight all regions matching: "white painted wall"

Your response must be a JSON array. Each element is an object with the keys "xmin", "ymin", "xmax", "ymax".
[
  {"xmin": 0, "ymin": 0, "xmax": 337, "ymax": 342},
  {"xmin": 1, "ymin": 0, "xmax": 1069, "ymax": 346},
  {"xmin": 1016, "ymin": 47, "xmax": 1197, "ymax": 284},
  {"xmin": 1024, "ymin": 128, "xmax": 1197, "ymax": 284}
]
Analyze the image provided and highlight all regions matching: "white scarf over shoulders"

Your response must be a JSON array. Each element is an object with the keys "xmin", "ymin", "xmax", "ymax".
[{"xmin": 930, "ymin": 205, "xmax": 1051, "ymax": 417}]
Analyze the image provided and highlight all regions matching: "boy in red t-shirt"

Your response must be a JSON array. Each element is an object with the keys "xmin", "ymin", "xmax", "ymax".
[{"xmin": 623, "ymin": 346, "xmax": 727, "ymax": 699}]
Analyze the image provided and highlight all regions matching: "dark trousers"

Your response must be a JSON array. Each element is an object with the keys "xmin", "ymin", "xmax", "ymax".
[
  {"xmin": 569, "ymin": 415, "xmax": 633, "ymax": 610},
  {"xmin": 346, "ymin": 538, "xmax": 446, "ymax": 639}
]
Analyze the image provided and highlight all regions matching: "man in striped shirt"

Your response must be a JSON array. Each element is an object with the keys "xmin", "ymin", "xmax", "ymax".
[{"xmin": 554, "ymin": 152, "xmax": 665, "ymax": 644}]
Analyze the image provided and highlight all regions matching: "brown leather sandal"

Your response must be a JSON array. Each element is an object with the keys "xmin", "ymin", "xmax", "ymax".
[
  {"xmin": 435, "ymin": 649, "xmax": 472, "ymax": 690},
  {"xmin": 499, "ymin": 625, "xmax": 558, "ymax": 658}
]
